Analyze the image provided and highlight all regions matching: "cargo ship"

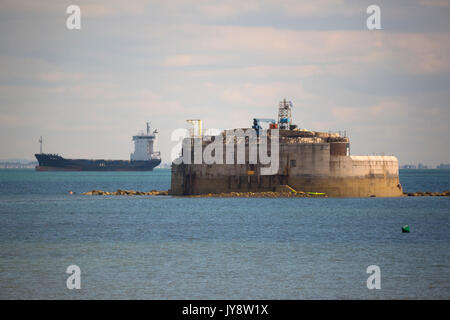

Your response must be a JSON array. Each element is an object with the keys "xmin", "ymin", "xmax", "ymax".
[{"xmin": 35, "ymin": 123, "xmax": 161, "ymax": 171}]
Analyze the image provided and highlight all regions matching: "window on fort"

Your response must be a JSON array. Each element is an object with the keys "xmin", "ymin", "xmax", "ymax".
[{"xmin": 290, "ymin": 160, "xmax": 296, "ymax": 168}]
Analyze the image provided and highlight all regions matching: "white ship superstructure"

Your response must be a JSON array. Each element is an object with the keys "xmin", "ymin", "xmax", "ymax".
[{"xmin": 131, "ymin": 122, "xmax": 161, "ymax": 161}]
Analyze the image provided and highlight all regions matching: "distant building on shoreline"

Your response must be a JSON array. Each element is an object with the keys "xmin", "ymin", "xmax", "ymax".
[
  {"xmin": 401, "ymin": 164, "xmax": 418, "ymax": 169},
  {"xmin": 400, "ymin": 163, "xmax": 450, "ymax": 169},
  {"xmin": 400, "ymin": 164, "xmax": 428, "ymax": 169}
]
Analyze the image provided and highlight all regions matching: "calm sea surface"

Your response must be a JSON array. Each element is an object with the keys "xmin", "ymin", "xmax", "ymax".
[{"xmin": 0, "ymin": 169, "xmax": 449, "ymax": 299}]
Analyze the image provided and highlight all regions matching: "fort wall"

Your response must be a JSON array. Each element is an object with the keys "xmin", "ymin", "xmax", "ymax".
[{"xmin": 170, "ymin": 135, "xmax": 403, "ymax": 197}]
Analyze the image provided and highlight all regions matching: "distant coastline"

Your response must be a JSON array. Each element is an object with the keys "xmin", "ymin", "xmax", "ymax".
[
  {"xmin": 0, "ymin": 160, "xmax": 37, "ymax": 169},
  {"xmin": 400, "ymin": 163, "xmax": 450, "ymax": 169},
  {"xmin": 1, "ymin": 160, "xmax": 450, "ymax": 170}
]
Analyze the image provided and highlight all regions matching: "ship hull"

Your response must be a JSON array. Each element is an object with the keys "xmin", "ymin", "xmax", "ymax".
[{"xmin": 35, "ymin": 154, "xmax": 161, "ymax": 171}]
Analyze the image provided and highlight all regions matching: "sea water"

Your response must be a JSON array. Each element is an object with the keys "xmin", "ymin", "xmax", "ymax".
[{"xmin": 0, "ymin": 169, "xmax": 448, "ymax": 299}]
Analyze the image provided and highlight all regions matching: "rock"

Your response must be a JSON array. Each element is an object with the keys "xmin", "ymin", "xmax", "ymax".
[{"xmin": 81, "ymin": 188, "xmax": 171, "ymax": 196}]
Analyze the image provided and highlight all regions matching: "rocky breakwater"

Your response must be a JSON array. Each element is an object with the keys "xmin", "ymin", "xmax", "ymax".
[
  {"xmin": 188, "ymin": 186, "xmax": 327, "ymax": 198},
  {"xmin": 188, "ymin": 191, "xmax": 327, "ymax": 198},
  {"xmin": 81, "ymin": 187, "xmax": 449, "ymax": 198},
  {"xmin": 403, "ymin": 191, "xmax": 450, "ymax": 197},
  {"xmin": 81, "ymin": 185, "xmax": 326, "ymax": 198},
  {"xmin": 82, "ymin": 189, "xmax": 168, "ymax": 196}
]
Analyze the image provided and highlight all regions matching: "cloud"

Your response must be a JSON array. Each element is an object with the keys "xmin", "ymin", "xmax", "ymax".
[
  {"xmin": 196, "ymin": 0, "xmax": 261, "ymax": 18},
  {"xmin": 38, "ymin": 72, "xmax": 86, "ymax": 83},
  {"xmin": 0, "ymin": 0, "xmax": 55, "ymax": 12},
  {"xmin": 0, "ymin": 114, "xmax": 29, "ymax": 128},
  {"xmin": 418, "ymin": 0, "xmax": 450, "ymax": 7},
  {"xmin": 331, "ymin": 100, "xmax": 407, "ymax": 123},
  {"xmin": 186, "ymin": 65, "xmax": 323, "ymax": 79},
  {"xmin": 0, "ymin": 0, "xmax": 152, "ymax": 18},
  {"xmin": 162, "ymin": 0, "xmax": 359, "ymax": 19},
  {"xmin": 81, "ymin": 0, "xmax": 151, "ymax": 18},
  {"xmin": 161, "ymin": 54, "xmax": 229, "ymax": 67},
  {"xmin": 275, "ymin": 0, "xmax": 359, "ymax": 17},
  {"xmin": 177, "ymin": 25, "xmax": 450, "ymax": 75},
  {"xmin": 385, "ymin": 32, "xmax": 450, "ymax": 75},
  {"xmin": 204, "ymin": 81, "xmax": 313, "ymax": 107}
]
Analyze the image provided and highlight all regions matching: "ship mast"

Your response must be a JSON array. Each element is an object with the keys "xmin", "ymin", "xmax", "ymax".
[{"xmin": 39, "ymin": 136, "xmax": 43, "ymax": 154}]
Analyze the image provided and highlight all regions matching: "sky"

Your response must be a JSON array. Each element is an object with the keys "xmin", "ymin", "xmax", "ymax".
[{"xmin": 0, "ymin": 0, "xmax": 449, "ymax": 166}]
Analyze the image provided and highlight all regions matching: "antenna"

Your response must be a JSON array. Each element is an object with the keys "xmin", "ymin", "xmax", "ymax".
[
  {"xmin": 39, "ymin": 136, "xmax": 43, "ymax": 154},
  {"xmin": 278, "ymin": 98, "xmax": 293, "ymax": 130},
  {"xmin": 146, "ymin": 122, "xmax": 151, "ymax": 135}
]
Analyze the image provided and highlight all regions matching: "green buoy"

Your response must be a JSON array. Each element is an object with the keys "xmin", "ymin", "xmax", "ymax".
[{"xmin": 402, "ymin": 225, "xmax": 410, "ymax": 233}]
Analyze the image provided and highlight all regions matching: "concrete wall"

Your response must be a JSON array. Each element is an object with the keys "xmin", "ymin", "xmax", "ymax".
[{"xmin": 170, "ymin": 140, "xmax": 403, "ymax": 197}]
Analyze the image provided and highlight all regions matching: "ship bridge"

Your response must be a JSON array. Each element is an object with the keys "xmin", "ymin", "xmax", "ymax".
[{"xmin": 130, "ymin": 122, "xmax": 160, "ymax": 161}]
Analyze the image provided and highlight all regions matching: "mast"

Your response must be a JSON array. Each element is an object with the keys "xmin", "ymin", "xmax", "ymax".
[
  {"xmin": 39, "ymin": 136, "xmax": 43, "ymax": 154},
  {"xmin": 186, "ymin": 119, "xmax": 202, "ymax": 137}
]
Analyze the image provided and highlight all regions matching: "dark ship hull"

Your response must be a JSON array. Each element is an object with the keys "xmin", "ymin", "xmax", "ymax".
[{"xmin": 35, "ymin": 153, "xmax": 161, "ymax": 171}]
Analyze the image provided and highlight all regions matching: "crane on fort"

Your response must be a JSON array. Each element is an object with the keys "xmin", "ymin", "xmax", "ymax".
[{"xmin": 252, "ymin": 118, "xmax": 276, "ymax": 136}]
